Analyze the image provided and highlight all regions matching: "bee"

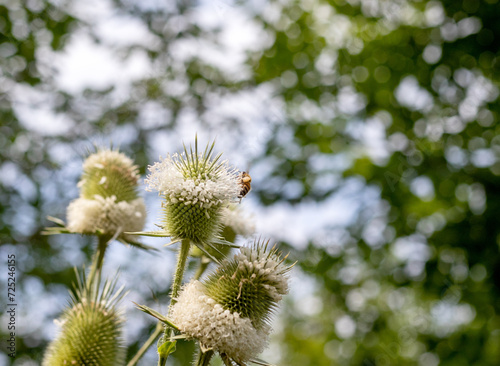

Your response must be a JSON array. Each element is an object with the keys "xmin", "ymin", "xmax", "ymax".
[{"xmin": 238, "ymin": 171, "xmax": 252, "ymax": 202}]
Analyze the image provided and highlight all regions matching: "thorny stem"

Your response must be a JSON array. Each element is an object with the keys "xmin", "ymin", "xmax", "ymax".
[
  {"xmin": 157, "ymin": 238, "xmax": 191, "ymax": 366},
  {"xmin": 168, "ymin": 238, "xmax": 191, "ymax": 314},
  {"xmin": 129, "ymin": 239, "xmax": 192, "ymax": 366},
  {"xmin": 87, "ymin": 235, "xmax": 109, "ymax": 290},
  {"xmin": 196, "ymin": 349, "xmax": 214, "ymax": 366}
]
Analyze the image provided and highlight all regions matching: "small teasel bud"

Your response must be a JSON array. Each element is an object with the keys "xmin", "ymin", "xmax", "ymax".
[
  {"xmin": 145, "ymin": 139, "xmax": 240, "ymax": 255},
  {"xmin": 171, "ymin": 238, "xmax": 293, "ymax": 364},
  {"xmin": 66, "ymin": 148, "xmax": 146, "ymax": 240},
  {"xmin": 43, "ymin": 273, "xmax": 126, "ymax": 366}
]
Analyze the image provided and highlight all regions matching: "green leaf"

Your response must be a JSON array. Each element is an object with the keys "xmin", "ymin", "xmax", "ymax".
[
  {"xmin": 117, "ymin": 238, "xmax": 158, "ymax": 251},
  {"xmin": 250, "ymin": 358, "xmax": 275, "ymax": 366},
  {"xmin": 124, "ymin": 230, "xmax": 171, "ymax": 237},
  {"xmin": 132, "ymin": 303, "xmax": 179, "ymax": 331},
  {"xmin": 46, "ymin": 216, "xmax": 67, "ymax": 227},
  {"xmin": 157, "ymin": 340, "xmax": 176, "ymax": 359},
  {"xmin": 41, "ymin": 227, "xmax": 73, "ymax": 235}
]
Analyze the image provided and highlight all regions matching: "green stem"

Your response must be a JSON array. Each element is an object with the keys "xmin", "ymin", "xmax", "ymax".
[
  {"xmin": 132, "ymin": 239, "xmax": 192, "ymax": 366},
  {"xmin": 193, "ymin": 258, "xmax": 210, "ymax": 280},
  {"xmin": 167, "ymin": 238, "xmax": 191, "ymax": 314},
  {"xmin": 196, "ymin": 349, "xmax": 214, "ymax": 366},
  {"xmin": 126, "ymin": 322, "xmax": 163, "ymax": 366},
  {"xmin": 87, "ymin": 235, "xmax": 109, "ymax": 290},
  {"xmin": 158, "ymin": 355, "xmax": 167, "ymax": 366},
  {"xmin": 157, "ymin": 239, "xmax": 191, "ymax": 365}
]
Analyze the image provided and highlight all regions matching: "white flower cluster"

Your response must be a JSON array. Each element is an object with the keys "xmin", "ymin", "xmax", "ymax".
[
  {"xmin": 171, "ymin": 281, "xmax": 269, "ymax": 363},
  {"xmin": 236, "ymin": 247, "xmax": 289, "ymax": 301},
  {"xmin": 67, "ymin": 196, "xmax": 146, "ymax": 237},
  {"xmin": 145, "ymin": 154, "xmax": 239, "ymax": 209},
  {"xmin": 221, "ymin": 205, "xmax": 255, "ymax": 236}
]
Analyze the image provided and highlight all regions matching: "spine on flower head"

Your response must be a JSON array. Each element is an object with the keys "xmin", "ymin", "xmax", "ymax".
[
  {"xmin": 191, "ymin": 204, "xmax": 255, "ymax": 260},
  {"xmin": 204, "ymin": 239, "xmax": 291, "ymax": 328},
  {"xmin": 66, "ymin": 149, "xmax": 146, "ymax": 238},
  {"xmin": 42, "ymin": 274, "xmax": 126, "ymax": 366},
  {"xmin": 171, "ymin": 239, "xmax": 292, "ymax": 364},
  {"xmin": 145, "ymin": 141, "xmax": 240, "ymax": 251}
]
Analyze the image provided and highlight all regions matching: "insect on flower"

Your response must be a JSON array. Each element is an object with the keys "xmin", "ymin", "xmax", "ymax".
[{"xmin": 238, "ymin": 171, "xmax": 252, "ymax": 202}]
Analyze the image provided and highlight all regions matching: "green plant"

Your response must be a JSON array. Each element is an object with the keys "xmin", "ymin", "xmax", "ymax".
[{"xmin": 43, "ymin": 139, "xmax": 291, "ymax": 366}]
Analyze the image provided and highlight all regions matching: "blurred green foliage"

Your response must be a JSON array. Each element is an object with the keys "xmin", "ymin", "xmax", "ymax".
[{"xmin": 1, "ymin": 0, "xmax": 500, "ymax": 365}]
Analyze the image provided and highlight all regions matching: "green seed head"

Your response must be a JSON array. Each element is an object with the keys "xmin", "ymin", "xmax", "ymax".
[
  {"xmin": 203, "ymin": 239, "xmax": 292, "ymax": 329},
  {"xmin": 171, "ymin": 239, "xmax": 293, "ymax": 363},
  {"xmin": 163, "ymin": 201, "xmax": 222, "ymax": 246},
  {"xmin": 80, "ymin": 149, "xmax": 140, "ymax": 202},
  {"xmin": 66, "ymin": 149, "xmax": 146, "ymax": 236},
  {"xmin": 43, "ymin": 275, "xmax": 126, "ymax": 366}
]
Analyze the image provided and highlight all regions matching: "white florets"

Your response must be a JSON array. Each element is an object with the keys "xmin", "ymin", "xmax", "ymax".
[
  {"xmin": 66, "ymin": 196, "xmax": 146, "ymax": 236},
  {"xmin": 82, "ymin": 150, "xmax": 138, "ymax": 178},
  {"xmin": 145, "ymin": 154, "xmax": 240, "ymax": 209},
  {"xmin": 171, "ymin": 281, "xmax": 269, "ymax": 363},
  {"xmin": 221, "ymin": 205, "xmax": 255, "ymax": 236},
  {"xmin": 236, "ymin": 247, "xmax": 290, "ymax": 301}
]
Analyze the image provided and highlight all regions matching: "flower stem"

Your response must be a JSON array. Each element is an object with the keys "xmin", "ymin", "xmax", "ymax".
[
  {"xmin": 131, "ymin": 239, "xmax": 192, "ymax": 366},
  {"xmin": 87, "ymin": 235, "xmax": 109, "ymax": 290},
  {"xmin": 193, "ymin": 258, "xmax": 210, "ymax": 280},
  {"xmin": 157, "ymin": 238, "xmax": 191, "ymax": 366},
  {"xmin": 196, "ymin": 349, "xmax": 214, "ymax": 366},
  {"xmin": 126, "ymin": 322, "xmax": 163, "ymax": 366},
  {"xmin": 158, "ymin": 355, "xmax": 166, "ymax": 366},
  {"xmin": 168, "ymin": 238, "xmax": 191, "ymax": 313}
]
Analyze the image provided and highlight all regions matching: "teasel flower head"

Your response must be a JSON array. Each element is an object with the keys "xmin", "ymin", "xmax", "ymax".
[
  {"xmin": 145, "ymin": 139, "xmax": 240, "ymax": 257},
  {"xmin": 171, "ymin": 239, "xmax": 293, "ymax": 364},
  {"xmin": 42, "ymin": 272, "xmax": 126, "ymax": 366},
  {"xmin": 191, "ymin": 204, "xmax": 255, "ymax": 260},
  {"xmin": 66, "ymin": 149, "xmax": 146, "ymax": 243}
]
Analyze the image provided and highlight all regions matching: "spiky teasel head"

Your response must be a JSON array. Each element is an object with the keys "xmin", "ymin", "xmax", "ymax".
[
  {"xmin": 79, "ymin": 149, "xmax": 140, "ymax": 202},
  {"xmin": 204, "ymin": 238, "xmax": 291, "ymax": 328},
  {"xmin": 171, "ymin": 238, "xmax": 293, "ymax": 364},
  {"xmin": 43, "ymin": 272, "xmax": 126, "ymax": 366},
  {"xmin": 145, "ymin": 139, "xmax": 240, "ymax": 255},
  {"xmin": 191, "ymin": 204, "xmax": 255, "ymax": 260},
  {"xmin": 66, "ymin": 148, "xmax": 146, "ymax": 241}
]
